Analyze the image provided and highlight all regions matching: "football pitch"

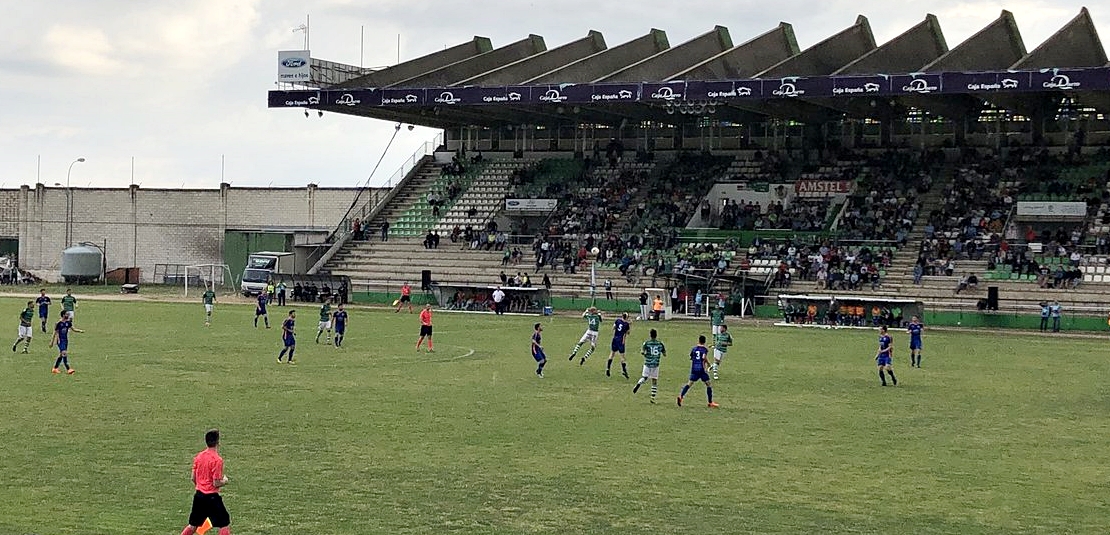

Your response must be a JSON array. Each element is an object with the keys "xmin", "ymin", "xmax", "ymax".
[{"xmin": 2, "ymin": 296, "xmax": 1109, "ymax": 534}]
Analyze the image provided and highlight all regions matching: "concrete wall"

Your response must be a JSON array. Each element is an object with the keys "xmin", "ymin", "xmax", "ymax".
[{"xmin": 3, "ymin": 183, "xmax": 382, "ymax": 282}]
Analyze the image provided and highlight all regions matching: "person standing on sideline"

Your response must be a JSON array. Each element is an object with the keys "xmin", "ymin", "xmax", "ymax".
[
  {"xmin": 315, "ymin": 301, "xmax": 332, "ymax": 344},
  {"xmin": 202, "ymin": 285, "xmax": 216, "ymax": 327},
  {"xmin": 1050, "ymin": 301, "xmax": 1062, "ymax": 332},
  {"xmin": 35, "ymin": 289, "xmax": 51, "ymax": 333},
  {"xmin": 711, "ymin": 324, "xmax": 732, "ymax": 380},
  {"xmin": 652, "ymin": 295, "xmax": 665, "ymax": 321},
  {"xmin": 638, "ymin": 290, "xmax": 649, "ymax": 321},
  {"xmin": 633, "ymin": 328, "xmax": 666, "ymax": 403},
  {"xmin": 254, "ymin": 292, "xmax": 270, "ymax": 329},
  {"xmin": 1039, "ymin": 302, "xmax": 1050, "ymax": 332},
  {"xmin": 694, "ymin": 289, "xmax": 703, "ymax": 317},
  {"xmin": 179, "ymin": 429, "xmax": 232, "ymax": 535},
  {"xmin": 492, "ymin": 286, "xmax": 506, "ymax": 315},
  {"xmin": 380, "ymin": 221, "xmax": 390, "ymax": 241},
  {"xmin": 265, "ymin": 281, "xmax": 275, "ymax": 305},
  {"xmin": 60, "ymin": 289, "xmax": 77, "ymax": 325},
  {"xmin": 276, "ymin": 281, "xmax": 287, "ymax": 307},
  {"xmin": 907, "ymin": 315, "xmax": 924, "ymax": 368},
  {"xmin": 606, "ymin": 312, "xmax": 631, "ymax": 378},
  {"xmin": 876, "ymin": 326, "xmax": 897, "ymax": 386},
  {"xmin": 416, "ymin": 304, "xmax": 434, "ymax": 352},
  {"xmin": 604, "ymin": 279, "xmax": 613, "ymax": 300},
  {"xmin": 678, "ymin": 335, "xmax": 718, "ymax": 408},
  {"xmin": 13, "ymin": 300, "xmax": 34, "ymax": 353},
  {"xmin": 531, "ymin": 322, "xmax": 547, "ymax": 378},
  {"xmin": 670, "ymin": 286, "xmax": 679, "ymax": 313},
  {"xmin": 710, "ymin": 304, "xmax": 726, "ymax": 335},
  {"xmin": 332, "ymin": 304, "xmax": 348, "ymax": 348},
  {"xmin": 277, "ymin": 310, "xmax": 296, "ymax": 364},
  {"xmin": 396, "ymin": 282, "xmax": 414, "ymax": 313},
  {"xmin": 50, "ymin": 309, "xmax": 83, "ymax": 374}
]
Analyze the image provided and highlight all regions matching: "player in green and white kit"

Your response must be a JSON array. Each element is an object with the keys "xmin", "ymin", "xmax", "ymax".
[
  {"xmin": 60, "ymin": 289, "xmax": 77, "ymax": 324},
  {"xmin": 570, "ymin": 306, "xmax": 602, "ymax": 363},
  {"xmin": 711, "ymin": 324, "xmax": 733, "ymax": 379},
  {"xmin": 633, "ymin": 328, "xmax": 666, "ymax": 403},
  {"xmin": 710, "ymin": 305, "xmax": 726, "ymax": 335},
  {"xmin": 315, "ymin": 301, "xmax": 333, "ymax": 344},
  {"xmin": 13, "ymin": 301, "xmax": 34, "ymax": 353},
  {"xmin": 202, "ymin": 286, "xmax": 217, "ymax": 326}
]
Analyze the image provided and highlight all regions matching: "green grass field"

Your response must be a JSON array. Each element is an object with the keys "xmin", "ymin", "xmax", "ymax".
[{"xmin": 2, "ymin": 296, "xmax": 1109, "ymax": 534}]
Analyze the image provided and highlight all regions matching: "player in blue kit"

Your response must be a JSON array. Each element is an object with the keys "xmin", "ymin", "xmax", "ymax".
[
  {"xmin": 277, "ymin": 310, "xmax": 296, "ymax": 364},
  {"xmin": 332, "ymin": 304, "xmax": 348, "ymax": 348},
  {"xmin": 876, "ymin": 326, "xmax": 897, "ymax": 386},
  {"xmin": 906, "ymin": 315, "xmax": 924, "ymax": 368},
  {"xmin": 605, "ymin": 312, "xmax": 631, "ymax": 378},
  {"xmin": 678, "ymin": 335, "xmax": 719, "ymax": 408},
  {"xmin": 36, "ymin": 289, "xmax": 51, "ymax": 333},
  {"xmin": 50, "ymin": 310, "xmax": 83, "ymax": 374},
  {"xmin": 531, "ymin": 323, "xmax": 546, "ymax": 378},
  {"xmin": 254, "ymin": 293, "xmax": 270, "ymax": 329}
]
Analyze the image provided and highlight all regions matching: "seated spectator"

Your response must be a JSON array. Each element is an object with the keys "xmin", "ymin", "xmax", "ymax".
[{"xmin": 967, "ymin": 272, "xmax": 979, "ymax": 291}]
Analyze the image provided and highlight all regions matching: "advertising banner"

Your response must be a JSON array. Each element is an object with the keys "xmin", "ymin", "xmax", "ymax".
[{"xmin": 278, "ymin": 50, "xmax": 311, "ymax": 82}]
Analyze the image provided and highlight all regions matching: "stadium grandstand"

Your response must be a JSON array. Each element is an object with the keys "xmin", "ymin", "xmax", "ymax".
[{"xmin": 271, "ymin": 7, "xmax": 1110, "ymax": 321}]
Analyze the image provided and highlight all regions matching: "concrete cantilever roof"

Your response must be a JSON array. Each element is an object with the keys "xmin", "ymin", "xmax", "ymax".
[
  {"xmin": 390, "ymin": 35, "xmax": 547, "ymax": 88},
  {"xmin": 287, "ymin": 8, "xmax": 1110, "ymax": 129},
  {"xmin": 335, "ymin": 37, "xmax": 492, "ymax": 89},
  {"xmin": 667, "ymin": 23, "xmax": 799, "ymax": 81},
  {"xmin": 596, "ymin": 26, "xmax": 733, "ymax": 83},
  {"xmin": 456, "ymin": 31, "xmax": 607, "ymax": 86},
  {"xmin": 526, "ymin": 29, "xmax": 669, "ymax": 84}
]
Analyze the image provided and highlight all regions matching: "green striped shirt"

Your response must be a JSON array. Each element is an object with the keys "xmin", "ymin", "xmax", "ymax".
[
  {"xmin": 641, "ymin": 339, "xmax": 666, "ymax": 367},
  {"xmin": 713, "ymin": 332, "xmax": 733, "ymax": 353},
  {"xmin": 20, "ymin": 307, "xmax": 33, "ymax": 326},
  {"xmin": 710, "ymin": 308, "xmax": 726, "ymax": 326},
  {"xmin": 202, "ymin": 290, "xmax": 216, "ymax": 305},
  {"xmin": 61, "ymin": 295, "xmax": 77, "ymax": 311},
  {"xmin": 319, "ymin": 303, "xmax": 332, "ymax": 322},
  {"xmin": 584, "ymin": 312, "xmax": 602, "ymax": 332}
]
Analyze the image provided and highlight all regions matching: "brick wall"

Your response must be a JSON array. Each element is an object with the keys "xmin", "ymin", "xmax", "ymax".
[{"xmin": 2, "ymin": 184, "xmax": 385, "ymax": 282}]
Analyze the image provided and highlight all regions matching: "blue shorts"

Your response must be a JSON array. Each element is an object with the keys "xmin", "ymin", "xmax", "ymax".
[
  {"xmin": 335, "ymin": 325, "xmax": 346, "ymax": 334},
  {"xmin": 909, "ymin": 339, "xmax": 922, "ymax": 350},
  {"xmin": 257, "ymin": 308, "xmax": 267, "ymax": 316},
  {"xmin": 877, "ymin": 355, "xmax": 892, "ymax": 366},
  {"xmin": 610, "ymin": 339, "xmax": 625, "ymax": 353},
  {"xmin": 38, "ymin": 310, "xmax": 48, "ymax": 318},
  {"xmin": 283, "ymin": 336, "xmax": 295, "ymax": 347},
  {"xmin": 532, "ymin": 349, "xmax": 546, "ymax": 362},
  {"xmin": 689, "ymin": 370, "xmax": 710, "ymax": 382},
  {"xmin": 57, "ymin": 340, "xmax": 68, "ymax": 352}
]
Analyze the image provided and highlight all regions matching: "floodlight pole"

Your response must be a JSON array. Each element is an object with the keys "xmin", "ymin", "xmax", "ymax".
[{"xmin": 65, "ymin": 157, "xmax": 86, "ymax": 247}]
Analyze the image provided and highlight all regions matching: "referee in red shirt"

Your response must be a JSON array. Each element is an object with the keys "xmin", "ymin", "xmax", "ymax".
[{"xmin": 181, "ymin": 429, "xmax": 232, "ymax": 535}]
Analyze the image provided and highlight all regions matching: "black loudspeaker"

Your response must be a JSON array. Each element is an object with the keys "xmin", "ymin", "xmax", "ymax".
[
  {"xmin": 987, "ymin": 286, "xmax": 999, "ymax": 311},
  {"xmin": 421, "ymin": 270, "xmax": 432, "ymax": 291}
]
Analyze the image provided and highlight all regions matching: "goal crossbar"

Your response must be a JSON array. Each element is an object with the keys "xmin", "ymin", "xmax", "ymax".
[{"xmin": 184, "ymin": 264, "xmax": 235, "ymax": 297}]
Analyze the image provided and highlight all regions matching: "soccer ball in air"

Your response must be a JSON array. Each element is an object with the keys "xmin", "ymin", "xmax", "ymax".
[
  {"xmin": 591, "ymin": 247, "xmax": 600, "ymax": 255},
  {"xmin": 392, "ymin": 299, "xmax": 400, "ymax": 307}
]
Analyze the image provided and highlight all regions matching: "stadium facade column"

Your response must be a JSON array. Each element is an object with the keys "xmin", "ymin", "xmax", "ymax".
[{"xmin": 880, "ymin": 119, "xmax": 892, "ymax": 148}]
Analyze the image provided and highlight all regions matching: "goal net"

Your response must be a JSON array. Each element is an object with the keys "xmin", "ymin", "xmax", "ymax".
[{"xmin": 184, "ymin": 264, "xmax": 236, "ymax": 297}]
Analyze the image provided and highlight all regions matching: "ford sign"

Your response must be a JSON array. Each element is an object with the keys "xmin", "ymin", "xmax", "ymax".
[{"xmin": 281, "ymin": 57, "xmax": 307, "ymax": 68}]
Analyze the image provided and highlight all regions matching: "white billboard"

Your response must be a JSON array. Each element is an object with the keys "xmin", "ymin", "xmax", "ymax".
[
  {"xmin": 1015, "ymin": 201, "xmax": 1087, "ymax": 219},
  {"xmin": 505, "ymin": 199, "xmax": 558, "ymax": 212},
  {"xmin": 278, "ymin": 50, "xmax": 311, "ymax": 82}
]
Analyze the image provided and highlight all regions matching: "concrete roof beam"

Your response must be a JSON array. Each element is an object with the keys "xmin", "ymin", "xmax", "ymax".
[
  {"xmin": 836, "ymin": 14, "xmax": 948, "ymax": 75},
  {"xmin": 668, "ymin": 23, "xmax": 799, "ymax": 80},
  {"xmin": 390, "ymin": 35, "xmax": 547, "ymax": 88},
  {"xmin": 335, "ymin": 37, "xmax": 492, "ymax": 89},
  {"xmin": 595, "ymin": 26, "xmax": 733, "ymax": 83},
  {"xmin": 758, "ymin": 15, "xmax": 877, "ymax": 78},
  {"xmin": 1011, "ymin": 7, "xmax": 1108, "ymax": 69},
  {"xmin": 526, "ymin": 29, "xmax": 670, "ymax": 84},
  {"xmin": 457, "ymin": 31, "xmax": 607, "ymax": 86},
  {"xmin": 922, "ymin": 10, "xmax": 1026, "ymax": 72}
]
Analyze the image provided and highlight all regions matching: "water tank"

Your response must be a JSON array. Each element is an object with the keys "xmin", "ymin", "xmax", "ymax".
[{"xmin": 61, "ymin": 245, "xmax": 103, "ymax": 283}]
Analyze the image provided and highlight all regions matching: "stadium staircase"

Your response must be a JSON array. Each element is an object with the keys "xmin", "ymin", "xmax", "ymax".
[
  {"xmin": 433, "ymin": 160, "xmax": 527, "ymax": 234},
  {"xmin": 363, "ymin": 161, "xmax": 448, "ymax": 238}
]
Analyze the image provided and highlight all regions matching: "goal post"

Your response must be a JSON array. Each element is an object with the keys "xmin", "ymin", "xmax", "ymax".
[{"xmin": 184, "ymin": 264, "xmax": 236, "ymax": 298}]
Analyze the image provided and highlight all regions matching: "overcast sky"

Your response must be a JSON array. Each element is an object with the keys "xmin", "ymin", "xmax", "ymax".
[{"xmin": 1, "ymin": 0, "xmax": 1105, "ymax": 190}]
